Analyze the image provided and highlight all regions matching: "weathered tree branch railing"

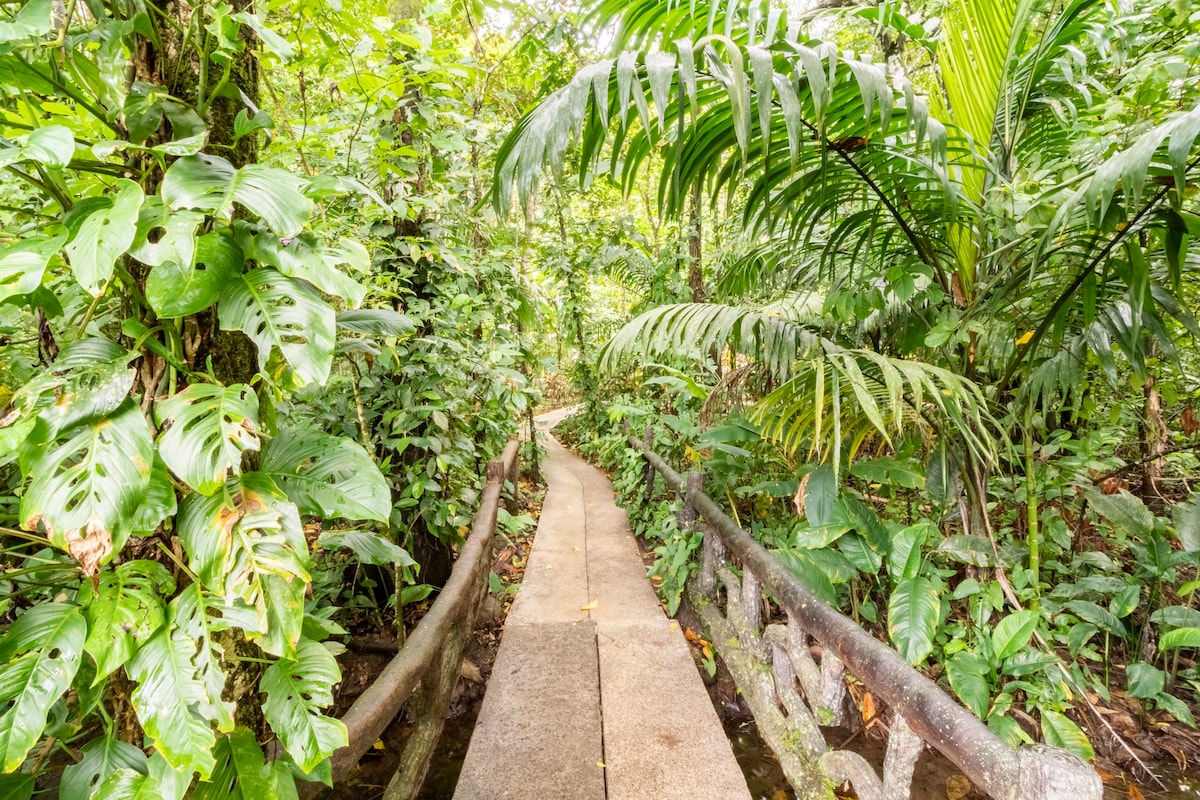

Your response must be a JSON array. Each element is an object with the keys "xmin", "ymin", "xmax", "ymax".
[
  {"xmin": 627, "ymin": 428, "xmax": 1102, "ymax": 800},
  {"xmin": 301, "ymin": 439, "xmax": 520, "ymax": 800}
]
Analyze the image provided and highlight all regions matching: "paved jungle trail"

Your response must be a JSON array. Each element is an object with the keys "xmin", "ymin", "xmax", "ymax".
[{"xmin": 453, "ymin": 410, "xmax": 751, "ymax": 799}]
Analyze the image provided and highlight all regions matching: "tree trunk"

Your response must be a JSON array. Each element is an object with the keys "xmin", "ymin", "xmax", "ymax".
[
  {"xmin": 1141, "ymin": 343, "xmax": 1167, "ymax": 513},
  {"xmin": 687, "ymin": 183, "xmax": 705, "ymax": 303}
]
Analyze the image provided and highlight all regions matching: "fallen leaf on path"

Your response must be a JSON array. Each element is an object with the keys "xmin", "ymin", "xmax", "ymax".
[
  {"xmin": 580, "ymin": 599, "xmax": 599, "ymax": 611},
  {"xmin": 1128, "ymin": 786, "xmax": 1145, "ymax": 800},
  {"xmin": 596, "ymin": 762, "xmax": 606, "ymax": 768}
]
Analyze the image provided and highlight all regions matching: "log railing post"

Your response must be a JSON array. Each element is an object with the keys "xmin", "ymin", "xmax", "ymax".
[{"xmin": 642, "ymin": 425, "xmax": 656, "ymax": 505}]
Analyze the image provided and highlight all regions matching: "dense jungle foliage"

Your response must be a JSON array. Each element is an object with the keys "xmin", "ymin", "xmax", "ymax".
[{"xmin": 0, "ymin": 0, "xmax": 1198, "ymax": 795}]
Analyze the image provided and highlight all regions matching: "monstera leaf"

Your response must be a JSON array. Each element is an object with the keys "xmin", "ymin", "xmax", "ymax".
[
  {"xmin": 145, "ymin": 229, "xmax": 243, "ymax": 318},
  {"xmin": 155, "ymin": 384, "xmax": 261, "ymax": 496},
  {"xmin": 0, "ymin": 234, "xmax": 65, "ymax": 302},
  {"xmin": 217, "ymin": 268, "xmax": 335, "ymax": 385},
  {"xmin": 20, "ymin": 400, "xmax": 154, "ymax": 575},
  {"xmin": 128, "ymin": 628, "xmax": 218, "ymax": 778},
  {"xmin": 64, "ymin": 179, "xmax": 144, "ymax": 296},
  {"xmin": 261, "ymin": 639, "xmax": 347, "ymax": 774},
  {"xmin": 60, "ymin": 734, "xmax": 148, "ymax": 800},
  {"xmin": 0, "ymin": 603, "xmax": 87, "ymax": 771},
  {"xmin": 93, "ymin": 753, "xmax": 192, "ymax": 800},
  {"xmin": 82, "ymin": 560, "xmax": 174, "ymax": 681},
  {"xmin": 261, "ymin": 428, "xmax": 390, "ymax": 522},
  {"xmin": 176, "ymin": 473, "xmax": 309, "ymax": 656},
  {"xmin": 169, "ymin": 584, "xmax": 235, "ymax": 736},
  {"xmin": 192, "ymin": 727, "xmax": 299, "ymax": 800},
  {"xmin": 236, "ymin": 224, "xmax": 367, "ymax": 307},
  {"xmin": 162, "ymin": 154, "xmax": 312, "ymax": 237}
]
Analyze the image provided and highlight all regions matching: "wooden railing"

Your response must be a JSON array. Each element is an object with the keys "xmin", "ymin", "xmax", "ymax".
[
  {"xmin": 628, "ymin": 428, "xmax": 1102, "ymax": 800},
  {"xmin": 302, "ymin": 439, "xmax": 520, "ymax": 800}
]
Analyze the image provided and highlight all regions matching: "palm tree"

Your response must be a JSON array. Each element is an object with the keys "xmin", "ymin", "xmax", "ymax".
[{"xmin": 492, "ymin": 0, "xmax": 1200, "ymax": 504}]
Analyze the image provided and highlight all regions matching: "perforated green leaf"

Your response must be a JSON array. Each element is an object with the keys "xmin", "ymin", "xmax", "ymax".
[
  {"xmin": 261, "ymin": 428, "xmax": 390, "ymax": 522},
  {"xmin": 65, "ymin": 180, "xmax": 145, "ymax": 296},
  {"xmin": 83, "ymin": 560, "xmax": 174, "ymax": 681},
  {"xmin": 155, "ymin": 383, "xmax": 261, "ymax": 496},
  {"xmin": 193, "ymin": 727, "xmax": 297, "ymax": 800},
  {"xmin": 60, "ymin": 734, "xmax": 148, "ymax": 800},
  {"xmin": 262, "ymin": 640, "xmax": 347, "ymax": 774},
  {"xmin": 237, "ymin": 226, "xmax": 367, "ymax": 307},
  {"xmin": 20, "ymin": 401, "xmax": 154, "ymax": 574},
  {"xmin": 146, "ymin": 229, "xmax": 244, "ymax": 318},
  {"xmin": 0, "ymin": 603, "xmax": 86, "ymax": 771},
  {"xmin": 162, "ymin": 154, "xmax": 312, "ymax": 237},
  {"xmin": 218, "ymin": 268, "xmax": 335, "ymax": 385},
  {"xmin": 170, "ymin": 584, "xmax": 235, "ymax": 734},
  {"xmin": 177, "ymin": 473, "xmax": 309, "ymax": 656},
  {"xmin": 128, "ymin": 628, "xmax": 218, "ymax": 778},
  {"xmin": 0, "ymin": 234, "xmax": 64, "ymax": 302}
]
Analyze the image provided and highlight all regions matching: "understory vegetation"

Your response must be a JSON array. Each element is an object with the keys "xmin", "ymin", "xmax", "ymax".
[{"xmin": 0, "ymin": 0, "xmax": 1197, "ymax": 796}]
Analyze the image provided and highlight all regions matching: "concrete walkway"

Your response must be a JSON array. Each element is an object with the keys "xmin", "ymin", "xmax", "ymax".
[{"xmin": 454, "ymin": 411, "xmax": 751, "ymax": 800}]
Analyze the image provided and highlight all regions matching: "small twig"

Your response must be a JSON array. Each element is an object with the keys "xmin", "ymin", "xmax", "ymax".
[{"xmin": 1090, "ymin": 440, "xmax": 1200, "ymax": 484}]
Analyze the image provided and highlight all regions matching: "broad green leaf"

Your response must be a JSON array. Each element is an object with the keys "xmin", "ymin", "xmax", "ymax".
[
  {"xmin": 177, "ymin": 473, "xmax": 309, "ymax": 656},
  {"xmin": 1109, "ymin": 584, "xmax": 1141, "ymax": 619},
  {"xmin": 130, "ymin": 458, "xmax": 179, "ymax": 534},
  {"xmin": 193, "ymin": 727, "xmax": 294, "ymax": 800},
  {"xmin": 1040, "ymin": 710, "xmax": 1094, "ymax": 761},
  {"xmin": 1086, "ymin": 488, "xmax": 1153, "ymax": 539},
  {"xmin": 232, "ymin": 12, "xmax": 295, "ymax": 61},
  {"xmin": 887, "ymin": 521, "xmax": 932, "ymax": 580},
  {"xmin": 0, "ymin": 773, "xmax": 34, "ymax": 800},
  {"xmin": 1159, "ymin": 627, "xmax": 1200, "ymax": 651},
  {"xmin": 237, "ymin": 226, "xmax": 366, "ymax": 307},
  {"xmin": 1062, "ymin": 600, "xmax": 1127, "ymax": 636},
  {"xmin": 0, "ymin": 604, "xmax": 86, "ymax": 771},
  {"xmin": 771, "ymin": 548, "xmax": 836, "ymax": 604},
  {"xmin": 335, "ymin": 309, "xmax": 415, "ymax": 336},
  {"xmin": 20, "ymin": 401, "xmax": 154, "ymax": 574},
  {"xmin": 802, "ymin": 464, "xmax": 838, "ymax": 526},
  {"xmin": 30, "ymin": 350, "xmax": 136, "ymax": 441},
  {"xmin": 146, "ymin": 230, "xmax": 244, "ymax": 318},
  {"xmin": 992, "ymin": 610, "xmax": 1039, "ymax": 660},
  {"xmin": 217, "ymin": 268, "xmax": 335, "ymax": 385},
  {"xmin": 260, "ymin": 428, "xmax": 389, "ymax": 522},
  {"xmin": 1125, "ymin": 662, "xmax": 1165, "ymax": 699},
  {"xmin": 94, "ymin": 753, "xmax": 192, "ymax": 800},
  {"xmin": 0, "ymin": 234, "xmax": 65, "ymax": 302},
  {"xmin": 835, "ymin": 532, "xmax": 881, "ymax": 573},
  {"xmin": 0, "ymin": 125, "xmax": 73, "ymax": 168},
  {"xmin": 849, "ymin": 456, "xmax": 925, "ymax": 489},
  {"xmin": 1150, "ymin": 605, "xmax": 1200, "ymax": 630},
  {"xmin": 1172, "ymin": 492, "xmax": 1200, "ymax": 552},
  {"xmin": 317, "ymin": 531, "xmax": 415, "ymax": 567},
  {"xmin": 65, "ymin": 180, "xmax": 145, "ymax": 296},
  {"xmin": 60, "ymin": 734, "xmax": 148, "ymax": 800},
  {"xmin": 130, "ymin": 204, "xmax": 202, "ymax": 270},
  {"xmin": 162, "ymin": 155, "xmax": 312, "ymax": 237},
  {"xmin": 946, "ymin": 651, "xmax": 990, "ymax": 718},
  {"xmin": 261, "ymin": 640, "xmax": 348, "ymax": 774},
  {"xmin": 127, "ymin": 628, "xmax": 218, "ymax": 778},
  {"xmin": 936, "ymin": 534, "xmax": 992, "ymax": 567},
  {"xmin": 82, "ymin": 560, "xmax": 174, "ymax": 681},
  {"xmin": 155, "ymin": 384, "xmax": 261, "ymax": 496},
  {"xmin": 0, "ymin": 0, "xmax": 53, "ymax": 42},
  {"xmin": 888, "ymin": 576, "xmax": 939, "ymax": 664}
]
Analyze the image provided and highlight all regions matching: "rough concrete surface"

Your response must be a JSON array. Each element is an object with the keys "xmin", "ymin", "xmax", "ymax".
[{"xmin": 454, "ymin": 411, "xmax": 751, "ymax": 799}]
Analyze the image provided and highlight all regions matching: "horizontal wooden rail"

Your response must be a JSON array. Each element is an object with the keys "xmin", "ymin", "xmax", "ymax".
[
  {"xmin": 627, "ymin": 429, "xmax": 1101, "ymax": 800},
  {"xmin": 304, "ymin": 439, "xmax": 520, "ymax": 799}
]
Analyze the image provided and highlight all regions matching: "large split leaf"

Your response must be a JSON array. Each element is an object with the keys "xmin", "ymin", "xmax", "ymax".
[
  {"xmin": 261, "ymin": 428, "xmax": 390, "ymax": 522},
  {"xmin": 146, "ymin": 230, "xmax": 244, "ymax": 318},
  {"xmin": 20, "ymin": 400, "xmax": 154, "ymax": 575},
  {"xmin": 177, "ymin": 473, "xmax": 309, "ymax": 656},
  {"xmin": 218, "ymin": 268, "xmax": 335, "ymax": 385},
  {"xmin": 262, "ymin": 640, "xmax": 347, "ymax": 775},
  {"xmin": 60, "ymin": 734, "xmax": 148, "ymax": 800},
  {"xmin": 28, "ymin": 348, "xmax": 136, "ymax": 443},
  {"xmin": 82, "ymin": 560, "xmax": 174, "ymax": 681},
  {"xmin": 0, "ymin": 234, "xmax": 65, "ymax": 303},
  {"xmin": 94, "ymin": 753, "xmax": 192, "ymax": 800},
  {"xmin": 170, "ymin": 584, "xmax": 235, "ymax": 734},
  {"xmin": 64, "ymin": 179, "xmax": 145, "ymax": 296},
  {"xmin": 155, "ymin": 384, "xmax": 261, "ymax": 495},
  {"xmin": 127, "ymin": 628, "xmax": 218, "ymax": 778},
  {"xmin": 162, "ymin": 154, "xmax": 312, "ymax": 237},
  {"xmin": 236, "ymin": 224, "xmax": 367, "ymax": 307},
  {"xmin": 888, "ymin": 576, "xmax": 939, "ymax": 664},
  {"xmin": 193, "ymin": 727, "xmax": 299, "ymax": 800},
  {"xmin": 0, "ymin": 603, "xmax": 86, "ymax": 771}
]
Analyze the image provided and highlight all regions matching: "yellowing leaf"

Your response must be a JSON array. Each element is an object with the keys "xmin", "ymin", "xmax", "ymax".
[
  {"xmin": 596, "ymin": 761, "xmax": 606, "ymax": 768},
  {"xmin": 580, "ymin": 599, "xmax": 599, "ymax": 611},
  {"xmin": 373, "ymin": 739, "xmax": 385, "ymax": 751},
  {"xmin": 1016, "ymin": 331, "xmax": 1034, "ymax": 346}
]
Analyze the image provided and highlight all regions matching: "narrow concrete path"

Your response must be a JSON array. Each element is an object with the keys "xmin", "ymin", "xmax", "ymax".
[{"xmin": 454, "ymin": 411, "xmax": 751, "ymax": 800}]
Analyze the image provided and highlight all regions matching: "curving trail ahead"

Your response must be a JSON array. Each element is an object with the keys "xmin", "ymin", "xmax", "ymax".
[{"xmin": 453, "ymin": 410, "xmax": 751, "ymax": 800}]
